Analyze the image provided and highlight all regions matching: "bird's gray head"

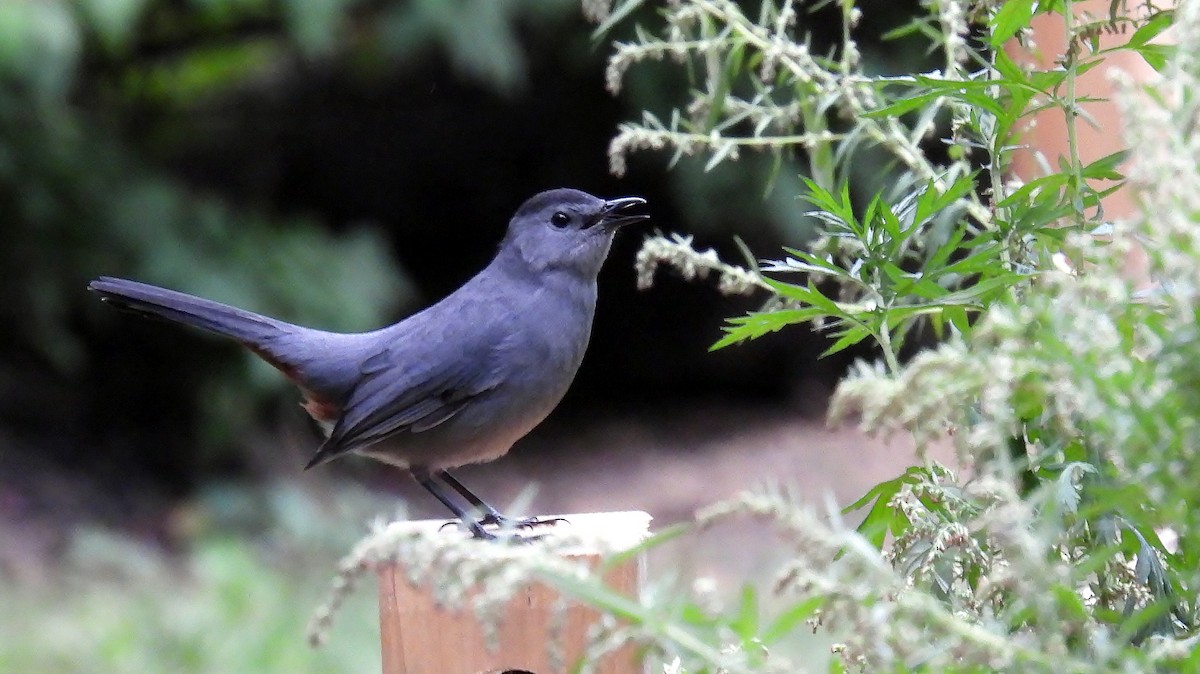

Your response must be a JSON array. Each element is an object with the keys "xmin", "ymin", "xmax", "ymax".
[{"xmin": 499, "ymin": 188, "xmax": 648, "ymax": 279}]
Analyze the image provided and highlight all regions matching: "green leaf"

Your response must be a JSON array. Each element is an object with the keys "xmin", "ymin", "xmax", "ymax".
[
  {"xmin": 544, "ymin": 569, "xmax": 727, "ymax": 664},
  {"xmin": 821, "ymin": 322, "xmax": 873, "ymax": 357},
  {"xmin": 1052, "ymin": 584, "xmax": 1090, "ymax": 623},
  {"xmin": 710, "ymin": 307, "xmax": 827, "ymax": 350},
  {"xmin": 600, "ymin": 523, "xmax": 690, "ymax": 572},
  {"xmin": 779, "ymin": 248, "xmax": 845, "ymax": 276},
  {"xmin": 761, "ymin": 596, "xmax": 824, "ymax": 644},
  {"xmin": 541, "ymin": 570, "xmax": 652, "ymax": 623},
  {"xmin": 802, "ymin": 178, "xmax": 858, "ymax": 230},
  {"xmin": 875, "ymin": 199, "xmax": 905, "ymax": 246},
  {"xmin": 997, "ymin": 172, "xmax": 1072, "ymax": 209},
  {"xmin": 923, "ymin": 227, "xmax": 968, "ymax": 272},
  {"xmin": 908, "ymin": 277, "xmax": 952, "ymax": 300},
  {"xmin": 989, "ymin": 0, "xmax": 1036, "ymax": 46},
  {"xmin": 934, "ymin": 272, "xmax": 1026, "ymax": 305},
  {"xmin": 1080, "ymin": 150, "xmax": 1129, "ymax": 181},
  {"xmin": 943, "ymin": 305, "xmax": 972, "ymax": 335},
  {"xmin": 759, "ymin": 277, "xmax": 818, "ymax": 302},
  {"xmin": 680, "ymin": 602, "xmax": 718, "ymax": 627},
  {"xmin": 844, "ymin": 467, "xmax": 924, "ymax": 549},
  {"xmin": 728, "ymin": 585, "xmax": 759, "ymax": 640},
  {"xmin": 880, "ymin": 261, "xmax": 908, "ymax": 283},
  {"xmin": 762, "ymin": 277, "xmax": 842, "ymax": 312},
  {"xmin": 992, "ymin": 48, "xmax": 1031, "ymax": 86},
  {"xmin": 867, "ymin": 90, "xmax": 943, "ymax": 118},
  {"xmin": 1135, "ymin": 43, "xmax": 1175, "ymax": 72},
  {"xmin": 881, "ymin": 19, "xmax": 926, "ymax": 41},
  {"xmin": 1127, "ymin": 10, "xmax": 1175, "ymax": 49},
  {"xmin": 843, "ymin": 467, "xmax": 920, "ymax": 512},
  {"xmin": 930, "ymin": 173, "xmax": 979, "ymax": 212},
  {"xmin": 705, "ymin": 42, "xmax": 743, "ymax": 132}
]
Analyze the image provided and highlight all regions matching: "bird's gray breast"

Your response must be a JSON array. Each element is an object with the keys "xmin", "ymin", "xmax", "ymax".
[
  {"xmin": 362, "ymin": 274, "xmax": 598, "ymax": 470},
  {"xmin": 461, "ymin": 277, "xmax": 597, "ymax": 433}
]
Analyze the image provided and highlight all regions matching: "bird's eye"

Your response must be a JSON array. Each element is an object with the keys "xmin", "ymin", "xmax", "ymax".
[{"xmin": 550, "ymin": 211, "xmax": 571, "ymax": 228}]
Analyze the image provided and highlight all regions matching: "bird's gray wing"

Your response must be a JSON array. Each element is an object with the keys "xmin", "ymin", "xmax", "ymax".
[{"xmin": 303, "ymin": 317, "xmax": 509, "ymax": 468}]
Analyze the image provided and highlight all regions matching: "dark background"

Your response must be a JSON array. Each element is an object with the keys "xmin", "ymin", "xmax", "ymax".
[{"xmin": 0, "ymin": 0, "xmax": 928, "ymax": 545}]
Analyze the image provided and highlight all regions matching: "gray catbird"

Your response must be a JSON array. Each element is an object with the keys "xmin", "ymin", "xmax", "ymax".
[{"xmin": 89, "ymin": 188, "xmax": 647, "ymax": 539}]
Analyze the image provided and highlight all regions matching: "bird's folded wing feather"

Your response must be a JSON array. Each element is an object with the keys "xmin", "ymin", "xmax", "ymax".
[{"xmin": 306, "ymin": 322, "xmax": 508, "ymax": 465}]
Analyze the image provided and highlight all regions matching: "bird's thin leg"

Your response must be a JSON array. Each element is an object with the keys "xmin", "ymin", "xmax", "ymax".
[
  {"xmin": 435, "ymin": 470, "xmax": 502, "ymax": 520},
  {"xmin": 409, "ymin": 468, "xmax": 494, "ymax": 540},
  {"xmin": 437, "ymin": 470, "xmax": 566, "ymax": 530}
]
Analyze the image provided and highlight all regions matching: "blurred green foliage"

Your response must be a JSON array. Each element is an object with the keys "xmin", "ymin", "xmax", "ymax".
[
  {"xmin": 0, "ymin": 0, "xmax": 575, "ymax": 457},
  {"xmin": 0, "ymin": 536, "xmax": 379, "ymax": 673},
  {"xmin": 0, "ymin": 481, "xmax": 385, "ymax": 673}
]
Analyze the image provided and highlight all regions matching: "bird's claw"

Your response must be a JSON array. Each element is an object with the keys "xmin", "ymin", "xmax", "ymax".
[
  {"xmin": 437, "ymin": 514, "xmax": 569, "ymax": 540},
  {"xmin": 478, "ymin": 514, "xmax": 569, "ymax": 530}
]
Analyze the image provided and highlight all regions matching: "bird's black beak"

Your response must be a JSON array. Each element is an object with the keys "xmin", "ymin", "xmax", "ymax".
[{"xmin": 592, "ymin": 196, "xmax": 649, "ymax": 230}]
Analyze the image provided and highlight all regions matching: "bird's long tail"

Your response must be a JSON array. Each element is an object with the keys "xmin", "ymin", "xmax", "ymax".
[{"xmin": 88, "ymin": 276, "xmax": 291, "ymax": 344}]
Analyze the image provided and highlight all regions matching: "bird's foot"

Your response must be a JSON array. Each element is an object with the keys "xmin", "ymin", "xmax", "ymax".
[
  {"xmin": 438, "ymin": 514, "xmax": 567, "ymax": 541},
  {"xmin": 454, "ymin": 520, "xmax": 543, "ymax": 544},
  {"xmin": 477, "ymin": 513, "xmax": 568, "ymax": 530}
]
